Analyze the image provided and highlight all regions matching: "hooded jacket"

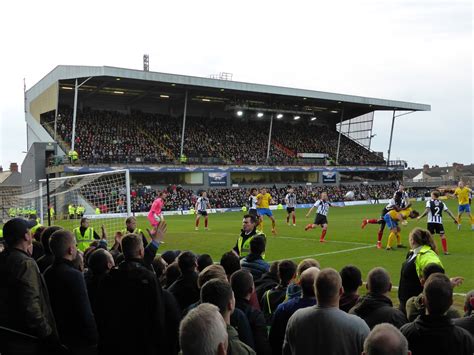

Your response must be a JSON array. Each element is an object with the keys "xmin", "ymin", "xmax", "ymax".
[{"xmin": 349, "ymin": 293, "xmax": 408, "ymax": 329}]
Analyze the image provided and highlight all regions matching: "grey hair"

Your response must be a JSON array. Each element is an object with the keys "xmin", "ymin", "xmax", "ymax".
[
  {"xmin": 364, "ymin": 323, "xmax": 409, "ymax": 355},
  {"xmin": 179, "ymin": 303, "xmax": 228, "ymax": 355}
]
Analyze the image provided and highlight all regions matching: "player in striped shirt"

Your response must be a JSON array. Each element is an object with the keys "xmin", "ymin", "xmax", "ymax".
[
  {"xmin": 195, "ymin": 191, "xmax": 211, "ymax": 231},
  {"xmin": 417, "ymin": 190, "xmax": 457, "ymax": 255},
  {"xmin": 304, "ymin": 192, "xmax": 342, "ymax": 242},
  {"xmin": 248, "ymin": 188, "xmax": 259, "ymax": 218},
  {"xmin": 285, "ymin": 187, "xmax": 297, "ymax": 226}
]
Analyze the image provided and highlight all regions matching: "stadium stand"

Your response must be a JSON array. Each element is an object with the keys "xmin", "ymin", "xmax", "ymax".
[{"xmin": 43, "ymin": 107, "xmax": 385, "ymax": 166}]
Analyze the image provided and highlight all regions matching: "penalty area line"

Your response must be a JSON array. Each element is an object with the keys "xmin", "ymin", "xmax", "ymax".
[{"xmin": 268, "ymin": 245, "xmax": 374, "ymax": 262}]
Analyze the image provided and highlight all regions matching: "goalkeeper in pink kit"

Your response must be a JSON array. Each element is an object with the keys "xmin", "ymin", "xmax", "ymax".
[{"xmin": 148, "ymin": 191, "xmax": 167, "ymax": 233}]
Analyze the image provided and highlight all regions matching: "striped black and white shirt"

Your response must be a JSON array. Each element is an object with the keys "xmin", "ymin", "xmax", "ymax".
[
  {"xmin": 426, "ymin": 199, "xmax": 448, "ymax": 224},
  {"xmin": 196, "ymin": 197, "xmax": 209, "ymax": 212},
  {"xmin": 285, "ymin": 193, "xmax": 297, "ymax": 208},
  {"xmin": 313, "ymin": 200, "xmax": 331, "ymax": 216},
  {"xmin": 248, "ymin": 195, "xmax": 258, "ymax": 210}
]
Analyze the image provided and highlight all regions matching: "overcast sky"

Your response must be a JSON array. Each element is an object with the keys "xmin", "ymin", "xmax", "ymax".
[{"xmin": 0, "ymin": 0, "xmax": 472, "ymax": 170}]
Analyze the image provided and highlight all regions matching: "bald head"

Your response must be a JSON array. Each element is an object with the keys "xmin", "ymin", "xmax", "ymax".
[
  {"xmin": 316, "ymin": 268, "xmax": 342, "ymax": 306},
  {"xmin": 300, "ymin": 267, "xmax": 320, "ymax": 298},
  {"xmin": 363, "ymin": 323, "xmax": 410, "ymax": 355}
]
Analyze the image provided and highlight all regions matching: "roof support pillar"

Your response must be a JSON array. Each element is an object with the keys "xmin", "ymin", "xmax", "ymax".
[
  {"xmin": 266, "ymin": 114, "xmax": 274, "ymax": 163},
  {"xmin": 71, "ymin": 77, "xmax": 92, "ymax": 152},
  {"xmin": 335, "ymin": 108, "xmax": 345, "ymax": 165},
  {"xmin": 387, "ymin": 109, "xmax": 396, "ymax": 166},
  {"xmin": 180, "ymin": 90, "xmax": 188, "ymax": 159}
]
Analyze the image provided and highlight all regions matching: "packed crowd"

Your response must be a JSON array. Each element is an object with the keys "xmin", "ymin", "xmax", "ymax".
[
  {"xmin": 130, "ymin": 183, "xmax": 399, "ymax": 212},
  {"xmin": 47, "ymin": 108, "xmax": 384, "ymax": 166},
  {"xmin": 0, "ymin": 218, "xmax": 472, "ymax": 354}
]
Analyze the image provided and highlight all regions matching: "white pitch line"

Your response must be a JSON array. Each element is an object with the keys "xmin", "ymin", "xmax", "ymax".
[
  {"xmin": 275, "ymin": 236, "xmax": 372, "ymax": 246},
  {"xmin": 268, "ymin": 245, "xmax": 374, "ymax": 262}
]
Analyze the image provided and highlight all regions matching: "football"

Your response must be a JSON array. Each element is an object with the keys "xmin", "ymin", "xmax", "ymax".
[{"xmin": 345, "ymin": 191, "xmax": 355, "ymax": 200}]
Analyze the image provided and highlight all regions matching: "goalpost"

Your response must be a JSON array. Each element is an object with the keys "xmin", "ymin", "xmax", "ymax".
[{"xmin": 36, "ymin": 169, "xmax": 132, "ymax": 238}]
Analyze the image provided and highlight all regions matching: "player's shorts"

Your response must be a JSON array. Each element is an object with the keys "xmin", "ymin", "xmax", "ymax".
[
  {"xmin": 286, "ymin": 207, "xmax": 295, "ymax": 213},
  {"xmin": 314, "ymin": 213, "xmax": 328, "ymax": 226},
  {"xmin": 249, "ymin": 208, "xmax": 259, "ymax": 217},
  {"xmin": 257, "ymin": 208, "xmax": 273, "ymax": 217},
  {"xmin": 383, "ymin": 214, "xmax": 398, "ymax": 230},
  {"xmin": 198, "ymin": 210, "xmax": 208, "ymax": 216},
  {"xmin": 458, "ymin": 204, "xmax": 471, "ymax": 213},
  {"xmin": 427, "ymin": 223, "xmax": 445, "ymax": 235}
]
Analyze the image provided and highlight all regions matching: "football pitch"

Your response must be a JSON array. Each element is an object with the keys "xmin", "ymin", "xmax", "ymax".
[
  {"xmin": 97, "ymin": 199, "xmax": 472, "ymax": 295},
  {"xmin": 8, "ymin": 200, "xmax": 472, "ymax": 298}
]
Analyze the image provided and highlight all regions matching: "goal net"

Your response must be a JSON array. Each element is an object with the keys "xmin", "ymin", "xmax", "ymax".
[{"xmin": 36, "ymin": 169, "xmax": 131, "ymax": 240}]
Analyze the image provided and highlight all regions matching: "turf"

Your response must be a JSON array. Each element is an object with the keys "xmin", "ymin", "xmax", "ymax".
[
  {"xmin": 83, "ymin": 199, "xmax": 472, "ymax": 295},
  {"xmin": 6, "ymin": 200, "xmax": 472, "ymax": 297}
]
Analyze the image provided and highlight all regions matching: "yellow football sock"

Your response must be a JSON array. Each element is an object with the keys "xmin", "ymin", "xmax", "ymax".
[
  {"xmin": 396, "ymin": 233, "xmax": 401, "ymax": 245},
  {"xmin": 458, "ymin": 215, "xmax": 462, "ymax": 224},
  {"xmin": 258, "ymin": 220, "xmax": 264, "ymax": 232},
  {"xmin": 387, "ymin": 232, "xmax": 396, "ymax": 249}
]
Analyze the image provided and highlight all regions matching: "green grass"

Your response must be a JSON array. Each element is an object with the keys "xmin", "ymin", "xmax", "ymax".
[
  {"xmin": 81, "ymin": 200, "xmax": 473, "ymax": 295},
  {"xmin": 7, "ymin": 200, "xmax": 472, "ymax": 298}
]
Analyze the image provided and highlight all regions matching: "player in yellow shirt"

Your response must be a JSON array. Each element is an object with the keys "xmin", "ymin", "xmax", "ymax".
[
  {"xmin": 384, "ymin": 208, "xmax": 420, "ymax": 250},
  {"xmin": 256, "ymin": 187, "xmax": 277, "ymax": 234},
  {"xmin": 450, "ymin": 181, "xmax": 473, "ymax": 230}
]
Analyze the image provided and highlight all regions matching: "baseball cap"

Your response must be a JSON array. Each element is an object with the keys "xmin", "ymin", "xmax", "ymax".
[{"xmin": 2, "ymin": 218, "xmax": 36, "ymax": 246}]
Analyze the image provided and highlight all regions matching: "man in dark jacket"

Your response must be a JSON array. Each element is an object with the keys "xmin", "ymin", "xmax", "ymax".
[
  {"xmin": 255, "ymin": 261, "xmax": 279, "ymax": 302},
  {"xmin": 350, "ymin": 267, "xmax": 408, "ymax": 329},
  {"xmin": 261, "ymin": 260, "xmax": 296, "ymax": 325},
  {"xmin": 95, "ymin": 232, "xmax": 166, "ymax": 355},
  {"xmin": 44, "ymin": 229, "xmax": 98, "ymax": 354},
  {"xmin": 231, "ymin": 270, "xmax": 271, "ymax": 355},
  {"xmin": 269, "ymin": 267, "xmax": 319, "ymax": 355},
  {"xmin": 201, "ymin": 279, "xmax": 256, "ymax": 355},
  {"xmin": 401, "ymin": 273, "xmax": 473, "ymax": 354},
  {"xmin": 0, "ymin": 218, "xmax": 59, "ymax": 353},
  {"xmin": 241, "ymin": 235, "xmax": 269, "ymax": 280},
  {"xmin": 339, "ymin": 264, "xmax": 363, "ymax": 312},
  {"xmin": 168, "ymin": 251, "xmax": 200, "ymax": 312},
  {"xmin": 36, "ymin": 226, "xmax": 63, "ymax": 273}
]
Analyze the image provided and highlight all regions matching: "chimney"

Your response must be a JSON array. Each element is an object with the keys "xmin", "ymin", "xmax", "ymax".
[{"xmin": 10, "ymin": 163, "xmax": 18, "ymax": 173}]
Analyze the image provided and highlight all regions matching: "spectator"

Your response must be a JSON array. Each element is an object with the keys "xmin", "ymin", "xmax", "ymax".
[
  {"xmin": 285, "ymin": 258, "xmax": 320, "ymax": 301},
  {"xmin": 197, "ymin": 253, "xmax": 214, "ymax": 272},
  {"xmin": 405, "ymin": 263, "xmax": 461, "ymax": 322},
  {"xmin": 241, "ymin": 235, "xmax": 269, "ymax": 280},
  {"xmin": 0, "ymin": 218, "xmax": 59, "ymax": 352},
  {"xmin": 269, "ymin": 267, "xmax": 319, "ymax": 355},
  {"xmin": 261, "ymin": 260, "xmax": 297, "ymax": 324},
  {"xmin": 234, "ymin": 214, "xmax": 266, "ymax": 258},
  {"xmin": 255, "ymin": 261, "xmax": 279, "ymax": 302},
  {"xmin": 44, "ymin": 229, "xmax": 98, "ymax": 354},
  {"xmin": 350, "ymin": 267, "xmax": 408, "ymax": 329},
  {"xmin": 363, "ymin": 323, "xmax": 411, "ymax": 355},
  {"xmin": 95, "ymin": 233, "xmax": 166, "ymax": 355},
  {"xmin": 398, "ymin": 228, "xmax": 443, "ymax": 314},
  {"xmin": 401, "ymin": 273, "xmax": 473, "ymax": 354},
  {"xmin": 84, "ymin": 248, "xmax": 115, "ymax": 313},
  {"xmin": 32, "ymin": 226, "xmax": 45, "ymax": 260},
  {"xmin": 164, "ymin": 261, "xmax": 182, "ymax": 288},
  {"xmin": 339, "ymin": 264, "xmax": 363, "ymax": 312},
  {"xmin": 36, "ymin": 225, "xmax": 63, "ymax": 273},
  {"xmin": 454, "ymin": 290, "xmax": 474, "ymax": 336},
  {"xmin": 231, "ymin": 270, "xmax": 271, "ymax": 355},
  {"xmin": 201, "ymin": 279, "xmax": 256, "ymax": 355},
  {"xmin": 283, "ymin": 268, "xmax": 370, "ymax": 354},
  {"xmin": 168, "ymin": 251, "xmax": 200, "ymax": 312},
  {"xmin": 221, "ymin": 251, "xmax": 242, "ymax": 280},
  {"xmin": 179, "ymin": 303, "xmax": 228, "ymax": 355}
]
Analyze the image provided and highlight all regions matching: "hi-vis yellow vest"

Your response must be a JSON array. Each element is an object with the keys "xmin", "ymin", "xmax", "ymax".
[
  {"xmin": 73, "ymin": 227, "xmax": 95, "ymax": 252},
  {"xmin": 237, "ymin": 231, "xmax": 266, "ymax": 258}
]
